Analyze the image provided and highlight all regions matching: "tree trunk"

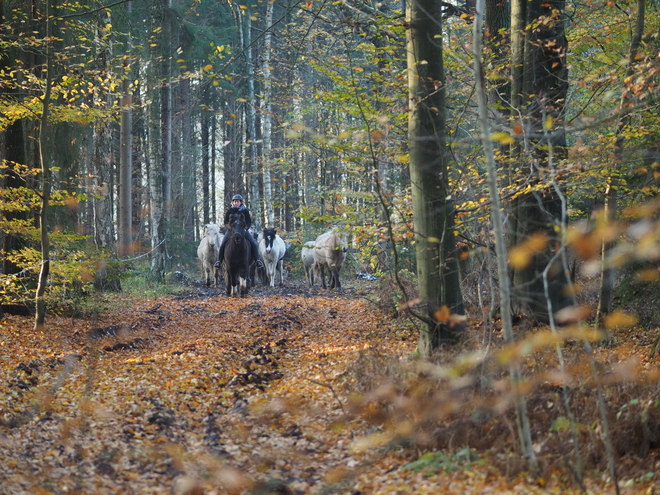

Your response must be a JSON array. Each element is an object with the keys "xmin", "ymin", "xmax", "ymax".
[
  {"xmin": 406, "ymin": 0, "xmax": 464, "ymax": 356},
  {"xmin": 474, "ymin": 0, "xmax": 537, "ymax": 471},
  {"xmin": 596, "ymin": 0, "xmax": 646, "ymax": 326},
  {"xmin": 261, "ymin": 0, "xmax": 274, "ymax": 227},
  {"xmin": 180, "ymin": 76, "xmax": 195, "ymax": 242},
  {"xmin": 118, "ymin": 1, "xmax": 133, "ymax": 256},
  {"xmin": 245, "ymin": 10, "xmax": 261, "ymax": 225},
  {"xmin": 34, "ymin": 0, "xmax": 55, "ymax": 331},
  {"xmin": 201, "ymin": 89, "xmax": 211, "ymax": 225},
  {"xmin": 92, "ymin": 9, "xmax": 116, "ymax": 249},
  {"xmin": 509, "ymin": 0, "xmax": 572, "ymax": 322}
]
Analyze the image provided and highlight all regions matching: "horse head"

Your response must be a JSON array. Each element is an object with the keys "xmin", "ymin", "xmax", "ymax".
[
  {"xmin": 263, "ymin": 227, "xmax": 277, "ymax": 253},
  {"xmin": 204, "ymin": 223, "xmax": 221, "ymax": 247},
  {"xmin": 229, "ymin": 213, "xmax": 246, "ymax": 244}
]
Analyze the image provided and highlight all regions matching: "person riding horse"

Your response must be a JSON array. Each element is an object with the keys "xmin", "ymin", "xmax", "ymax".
[{"xmin": 217, "ymin": 194, "xmax": 263, "ymax": 269}]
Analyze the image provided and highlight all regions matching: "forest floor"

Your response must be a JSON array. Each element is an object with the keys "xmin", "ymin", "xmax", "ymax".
[{"xmin": 1, "ymin": 275, "xmax": 659, "ymax": 495}]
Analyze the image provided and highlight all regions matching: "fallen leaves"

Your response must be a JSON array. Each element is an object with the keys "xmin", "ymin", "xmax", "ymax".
[{"xmin": 0, "ymin": 283, "xmax": 659, "ymax": 494}]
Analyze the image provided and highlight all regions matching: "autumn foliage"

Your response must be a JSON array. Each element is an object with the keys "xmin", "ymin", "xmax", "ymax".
[{"xmin": 1, "ymin": 277, "xmax": 659, "ymax": 494}]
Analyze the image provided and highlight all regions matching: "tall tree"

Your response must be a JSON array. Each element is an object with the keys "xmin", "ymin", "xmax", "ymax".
[
  {"xmin": 118, "ymin": 0, "xmax": 133, "ymax": 256},
  {"xmin": 406, "ymin": 0, "xmax": 464, "ymax": 356},
  {"xmin": 261, "ymin": 0, "xmax": 275, "ymax": 227},
  {"xmin": 596, "ymin": 0, "xmax": 646, "ymax": 325},
  {"xmin": 34, "ymin": 0, "xmax": 55, "ymax": 330},
  {"xmin": 509, "ymin": 0, "xmax": 572, "ymax": 322}
]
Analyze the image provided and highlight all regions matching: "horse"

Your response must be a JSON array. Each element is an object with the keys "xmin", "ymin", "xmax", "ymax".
[
  {"xmin": 258, "ymin": 228, "xmax": 287, "ymax": 287},
  {"xmin": 197, "ymin": 223, "xmax": 223, "ymax": 287},
  {"xmin": 301, "ymin": 241, "xmax": 318, "ymax": 287},
  {"xmin": 312, "ymin": 231, "xmax": 348, "ymax": 290},
  {"xmin": 223, "ymin": 213, "xmax": 251, "ymax": 297}
]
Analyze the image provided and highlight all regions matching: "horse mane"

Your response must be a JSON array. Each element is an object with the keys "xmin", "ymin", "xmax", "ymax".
[{"xmin": 228, "ymin": 212, "xmax": 245, "ymax": 226}]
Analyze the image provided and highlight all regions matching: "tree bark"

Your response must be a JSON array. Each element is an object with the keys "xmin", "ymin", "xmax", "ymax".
[
  {"xmin": 262, "ymin": 0, "xmax": 274, "ymax": 227},
  {"xmin": 406, "ymin": 0, "xmax": 464, "ymax": 356},
  {"xmin": 596, "ymin": 0, "xmax": 646, "ymax": 326},
  {"xmin": 509, "ymin": 0, "xmax": 572, "ymax": 322},
  {"xmin": 34, "ymin": 0, "xmax": 55, "ymax": 331},
  {"xmin": 118, "ymin": 0, "xmax": 133, "ymax": 257},
  {"xmin": 474, "ymin": 0, "xmax": 537, "ymax": 471}
]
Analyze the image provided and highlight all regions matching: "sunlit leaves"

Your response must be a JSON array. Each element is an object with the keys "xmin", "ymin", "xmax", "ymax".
[
  {"xmin": 490, "ymin": 132, "xmax": 516, "ymax": 145},
  {"xmin": 508, "ymin": 233, "xmax": 548, "ymax": 269},
  {"xmin": 603, "ymin": 310, "xmax": 637, "ymax": 329}
]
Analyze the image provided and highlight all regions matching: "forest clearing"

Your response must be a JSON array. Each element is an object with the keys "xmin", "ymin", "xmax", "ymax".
[{"xmin": 1, "ymin": 274, "xmax": 659, "ymax": 495}]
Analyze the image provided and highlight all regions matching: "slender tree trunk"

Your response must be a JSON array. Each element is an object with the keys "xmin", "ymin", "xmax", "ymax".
[
  {"xmin": 244, "ymin": 10, "xmax": 260, "ymax": 226},
  {"xmin": 406, "ymin": 0, "xmax": 464, "ymax": 356},
  {"xmin": 34, "ymin": 0, "xmax": 55, "ymax": 331},
  {"xmin": 118, "ymin": 0, "xmax": 133, "ymax": 256},
  {"xmin": 262, "ymin": 0, "xmax": 274, "ymax": 227},
  {"xmin": 474, "ymin": 0, "xmax": 537, "ymax": 471},
  {"xmin": 161, "ymin": 2, "xmax": 172, "ymax": 222},
  {"xmin": 92, "ymin": 10, "xmax": 115, "ymax": 249},
  {"xmin": 201, "ymin": 88, "xmax": 211, "ymax": 225},
  {"xmin": 149, "ymin": 0, "xmax": 173, "ymax": 281},
  {"xmin": 211, "ymin": 106, "xmax": 217, "ymax": 222},
  {"xmin": 180, "ymin": 76, "xmax": 195, "ymax": 242}
]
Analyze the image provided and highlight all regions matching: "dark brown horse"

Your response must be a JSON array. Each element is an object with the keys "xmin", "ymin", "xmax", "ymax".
[{"xmin": 224, "ymin": 213, "xmax": 250, "ymax": 297}]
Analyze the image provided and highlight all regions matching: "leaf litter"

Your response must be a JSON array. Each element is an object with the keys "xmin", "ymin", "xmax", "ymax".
[{"xmin": 0, "ymin": 279, "xmax": 659, "ymax": 494}]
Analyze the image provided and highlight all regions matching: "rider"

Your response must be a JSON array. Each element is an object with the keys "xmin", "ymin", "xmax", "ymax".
[{"xmin": 217, "ymin": 194, "xmax": 263, "ymax": 268}]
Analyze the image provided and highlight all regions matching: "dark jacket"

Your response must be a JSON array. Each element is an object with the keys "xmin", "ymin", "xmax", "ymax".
[{"xmin": 224, "ymin": 204, "xmax": 252, "ymax": 230}]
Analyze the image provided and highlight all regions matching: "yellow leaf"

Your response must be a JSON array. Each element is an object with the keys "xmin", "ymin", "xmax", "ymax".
[
  {"xmin": 509, "ymin": 244, "xmax": 532, "ymax": 269},
  {"xmin": 203, "ymin": 64, "xmax": 214, "ymax": 71},
  {"xmin": 545, "ymin": 115, "xmax": 554, "ymax": 130},
  {"xmin": 491, "ymin": 132, "xmax": 516, "ymax": 145},
  {"xmin": 603, "ymin": 311, "xmax": 637, "ymax": 329}
]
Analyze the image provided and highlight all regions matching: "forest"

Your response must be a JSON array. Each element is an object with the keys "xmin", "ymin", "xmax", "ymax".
[{"xmin": 1, "ymin": 0, "xmax": 660, "ymax": 493}]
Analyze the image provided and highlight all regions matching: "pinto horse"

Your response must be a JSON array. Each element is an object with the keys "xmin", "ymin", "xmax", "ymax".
[
  {"xmin": 258, "ymin": 228, "xmax": 287, "ymax": 287},
  {"xmin": 223, "ymin": 213, "xmax": 251, "ymax": 297}
]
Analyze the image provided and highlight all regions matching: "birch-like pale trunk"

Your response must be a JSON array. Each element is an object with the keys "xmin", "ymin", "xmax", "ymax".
[
  {"xmin": 34, "ymin": 0, "xmax": 54, "ymax": 331},
  {"xmin": 473, "ymin": 0, "xmax": 537, "ymax": 471},
  {"xmin": 262, "ymin": 0, "xmax": 274, "ymax": 227},
  {"xmin": 244, "ymin": 11, "xmax": 260, "ymax": 222}
]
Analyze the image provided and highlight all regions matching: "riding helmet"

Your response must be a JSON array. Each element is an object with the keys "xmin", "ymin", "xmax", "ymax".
[{"xmin": 232, "ymin": 194, "xmax": 243, "ymax": 202}]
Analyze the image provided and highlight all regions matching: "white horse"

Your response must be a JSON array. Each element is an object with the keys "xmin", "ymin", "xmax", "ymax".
[
  {"xmin": 258, "ymin": 227, "xmax": 287, "ymax": 287},
  {"xmin": 313, "ymin": 231, "xmax": 348, "ymax": 290},
  {"xmin": 197, "ymin": 223, "xmax": 223, "ymax": 287},
  {"xmin": 301, "ymin": 241, "xmax": 318, "ymax": 287}
]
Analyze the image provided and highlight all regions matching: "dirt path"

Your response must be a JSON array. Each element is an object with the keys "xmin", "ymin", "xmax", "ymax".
[
  {"xmin": 0, "ymin": 280, "xmax": 421, "ymax": 494},
  {"xmin": 2, "ymin": 279, "xmax": 657, "ymax": 494}
]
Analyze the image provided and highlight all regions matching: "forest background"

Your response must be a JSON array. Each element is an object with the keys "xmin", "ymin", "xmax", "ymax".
[{"xmin": 1, "ymin": 0, "xmax": 660, "ymax": 492}]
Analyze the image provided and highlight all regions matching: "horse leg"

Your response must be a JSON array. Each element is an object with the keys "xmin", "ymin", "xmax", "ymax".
[
  {"xmin": 320, "ymin": 265, "xmax": 327, "ymax": 289},
  {"xmin": 268, "ymin": 262, "xmax": 276, "ymax": 287}
]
